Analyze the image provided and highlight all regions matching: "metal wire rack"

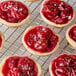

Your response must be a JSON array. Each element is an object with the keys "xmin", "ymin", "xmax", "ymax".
[{"xmin": 0, "ymin": 0, "xmax": 76, "ymax": 76}]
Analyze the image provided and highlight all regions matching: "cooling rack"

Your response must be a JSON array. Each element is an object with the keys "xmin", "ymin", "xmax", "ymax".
[{"xmin": 0, "ymin": 0, "xmax": 76, "ymax": 76}]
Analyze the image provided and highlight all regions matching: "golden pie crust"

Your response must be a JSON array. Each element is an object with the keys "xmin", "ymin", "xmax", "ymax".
[
  {"xmin": 0, "ymin": 0, "xmax": 30, "ymax": 28},
  {"xmin": 66, "ymin": 24, "xmax": 76, "ymax": 49},
  {"xmin": 22, "ymin": 26, "xmax": 60, "ymax": 56},
  {"xmin": 40, "ymin": 0, "xmax": 75, "ymax": 28},
  {"xmin": 0, "ymin": 56, "xmax": 42, "ymax": 76},
  {"xmin": 0, "ymin": 32, "xmax": 5, "ymax": 51},
  {"xmin": 49, "ymin": 61, "xmax": 54, "ymax": 76}
]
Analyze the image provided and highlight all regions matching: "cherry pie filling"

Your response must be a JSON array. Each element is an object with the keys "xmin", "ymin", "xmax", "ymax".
[
  {"xmin": 69, "ymin": 26, "xmax": 76, "ymax": 42},
  {"xmin": 41, "ymin": 0, "xmax": 73, "ymax": 24},
  {"xmin": 51, "ymin": 54, "xmax": 76, "ymax": 76},
  {"xmin": 0, "ymin": 36, "xmax": 2, "ymax": 47},
  {"xmin": 2, "ymin": 56, "xmax": 38, "ymax": 76},
  {"xmin": 24, "ymin": 26, "xmax": 59, "ymax": 53},
  {"xmin": 0, "ymin": 1, "xmax": 29, "ymax": 23}
]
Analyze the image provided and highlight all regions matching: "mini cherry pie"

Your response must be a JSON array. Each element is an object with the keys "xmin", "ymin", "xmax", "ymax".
[
  {"xmin": 0, "ymin": 32, "xmax": 5, "ymax": 51},
  {"xmin": 0, "ymin": 0, "xmax": 30, "ymax": 28},
  {"xmin": 40, "ymin": 0, "xmax": 74, "ymax": 28},
  {"xmin": 22, "ymin": 26, "xmax": 60, "ymax": 56},
  {"xmin": 49, "ymin": 54, "xmax": 76, "ymax": 76},
  {"xmin": 0, "ymin": 56, "xmax": 41, "ymax": 76},
  {"xmin": 66, "ymin": 25, "xmax": 76, "ymax": 49}
]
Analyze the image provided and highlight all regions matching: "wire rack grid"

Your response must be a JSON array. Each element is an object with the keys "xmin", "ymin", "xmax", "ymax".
[{"xmin": 0, "ymin": 0, "xmax": 76, "ymax": 76}]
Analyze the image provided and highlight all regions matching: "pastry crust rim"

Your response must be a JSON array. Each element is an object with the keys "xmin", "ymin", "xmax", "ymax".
[
  {"xmin": 49, "ymin": 61, "xmax": 54, "ymax": 76},
  {"xmin": 22, "ymin": 26, "xmax": 60, "ymax": 57},
  {"xmin": 66, "ymin": 24, "xmax": 76, "ymax": 49},
  {"xmin": 0, "ymin": 56, "xmax": 42, "ymax": 76},
  {"xmin": 40, "ymin": 0, "xmax": 75, "ymax": 28},
  {"xmin": 0, "ymin": 32, "xmax": 5, "ymax": 51},
  {"xmin": 0, "ymin": 0, "xmax": 30, "ymax": 28}
]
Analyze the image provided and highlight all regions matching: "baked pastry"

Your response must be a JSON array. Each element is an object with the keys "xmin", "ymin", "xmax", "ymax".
[
  {"xmin": 25, "ymin": 0, "xmax": 38, "ymax": 2},
  {"xmin": 0, "ymin": 32, "xmax": 5, "ymax": 51},
  {"xmin": 0, "ymin": 0, "xmax": 30, "ymax": 28},
  {"xmin": 66, "ymin": 25, "xmax": 76, "ymax": 49},
  {"xmin": 40, "ymin": 0, "xmax": 74, "ymax": 28},
  {"xmin": 0, "ymin": 56, "xmax": 42, "ymax": 76},
  {"xmin": 22, "ymin": 26, "xmax": 60, "ymax": 56},
  {"xmin": 49, "ymin": 54, "xmax": 76, "ymax": 76}
]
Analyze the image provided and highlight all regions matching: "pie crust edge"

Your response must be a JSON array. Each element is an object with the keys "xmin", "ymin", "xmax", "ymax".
[
  {"xmin": 0, "ymin": 32, "xmax": 5, "ymax": 51},
  {"xmin": 66, "ymin": 24, "xmax": 76, "ymax": 49},
  {"xmin": 49, "ymin": 61, "xmax": 54, "ymax": 76}
]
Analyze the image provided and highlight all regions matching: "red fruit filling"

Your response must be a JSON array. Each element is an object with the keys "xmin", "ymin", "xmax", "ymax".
[
  {"xmin": 2, "ymin": 56, "xmax": 38, "ymax": 76},
  {"xmin": 0, "ymin": 36, "xmax": 2, "ymax": 47},
  {"xmin": 51, "ymin": 54, "xmax": 76, "ymax": 76},
  {"xmin": 24, "ymin": 26, "xmax": 59, "ymax": 53},
  {"xmin": 0, "ymin": 1, "xmax": 29, "ymax": 23},
  {"xmin": 69, "ymin": 26, "xmax": 76, "ymax": 42},
  {"xmin": 41, "ymin": 0, "xmax": 73, "ymax": 24}
]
